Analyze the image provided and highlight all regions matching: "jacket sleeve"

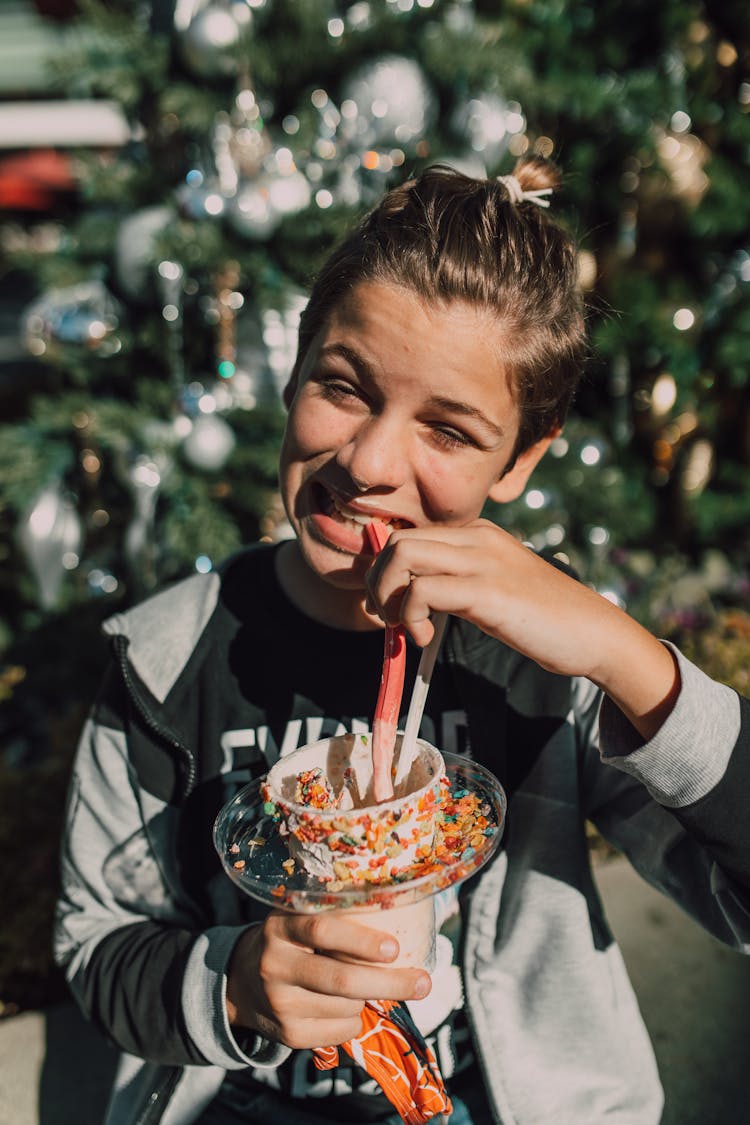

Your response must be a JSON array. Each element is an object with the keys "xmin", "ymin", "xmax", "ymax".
[
  {"xmin": 53, "ymin": 666, "xmax": 290, "ymax": 1070},
  {"xmin": 579, "ymin": 644, "xmax": 750, "ymax": 951}
]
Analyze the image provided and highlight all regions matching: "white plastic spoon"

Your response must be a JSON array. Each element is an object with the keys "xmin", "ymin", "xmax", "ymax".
[{"xmin": 394, "ymin": 611, "xmax": 448, "ymax": 789}]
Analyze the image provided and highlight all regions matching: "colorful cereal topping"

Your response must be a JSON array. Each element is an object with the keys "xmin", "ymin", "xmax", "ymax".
[
  {"xmin": 248, "ymin": 770, "xmax": 498, "ymax": 899},
  {"xmin": 293, "ymin": 767, "xmax": 337, "ymax": 809}
]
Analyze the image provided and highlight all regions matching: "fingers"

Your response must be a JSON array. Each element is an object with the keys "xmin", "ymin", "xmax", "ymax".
[
  {"xmin": 288, "ymin": 948, "xmax": 429, "ymax": 1003},
  {"xmin": 365, "ymin": 525, "xmax": 494, "ymax": 640},
  {"xmin": 271, "ymin": 913, "xmax": 430, "ymax": 1002},
  {"xmin": 228, "ymin": 911, "xmax": 433, "ymax": 1052},
  {"xmin": 286, "ymin": 1015, "xmax": 366, "ymax": 1051},
  {"xmin": 266, "ymin": 911, "xmax": 431, "ymax": 997},
  {"xmin": 277, "ymin": 910, "xmax": 402, "ymax": 962}
]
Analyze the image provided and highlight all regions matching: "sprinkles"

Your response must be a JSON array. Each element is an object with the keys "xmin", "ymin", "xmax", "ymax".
[
  {"xmin": 247, "ymin": 769, "xmax": 498, "ymax": 898},
  {"xmin": 293, "ymin": 767, "xmax": 336, "ymax": 809}
]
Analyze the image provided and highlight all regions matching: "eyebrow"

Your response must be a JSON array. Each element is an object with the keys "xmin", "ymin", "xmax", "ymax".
[
  {"xmin": 319, "ymin": 343, "xmax": 506, "ymax": 441},
  {"xmin": 426, "ymin": 395, "xmax": 506, "ymax": 441}
]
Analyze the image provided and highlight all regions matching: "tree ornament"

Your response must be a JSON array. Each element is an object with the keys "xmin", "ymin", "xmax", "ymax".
[
  {"xmin": 22, "ymin": 280, "xmax": 123, "ymax": 361},
  {"xmin": 340, "ymin": 56, "xmax": 437, "ymax": 150},
  {"xmin": 17, "ymin": 481, "xmax": 83, "ymax": 609},
  {"xmin": 225, "ymin": 176, "xmax": 278, "ymax": 239},
  {"xmin": 232, "ymin": 302, "xmax": 273, "ymax": 404},
  {"xmin": 262, "ymin": 288, "xmax": 308, "ymax": 398},
  {"xmin": 452, "ymin": 94, "xmax": 519, "ymax": 170},
  {"xmin": 267, "ymin": 165, "xmax": 311, "ymax": 218},
  {"xmin": 182, "ymin": 413, "xmax": 237, "ymax": 470},
  {"xmin": 114, "ymin": 205, "xmax": 174, "ymax": 302},
  {"xmin": 175, "ymin": 0, "xmax": 251, "ymax": 81},
  {"xmin": 123, "ymin": 453, "xmax": 171, "ymax": 594},
  {"xmin": 226, "ymin": 154, "xmax": 311, "ymax": 241}
]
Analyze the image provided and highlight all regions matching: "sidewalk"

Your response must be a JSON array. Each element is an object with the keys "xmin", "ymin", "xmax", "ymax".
[{"xmin": 1, "ymin": 855, "xmax": 749, "ymax": 1124}]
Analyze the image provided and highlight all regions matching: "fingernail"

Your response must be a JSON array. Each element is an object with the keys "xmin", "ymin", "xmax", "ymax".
[
  {"xmin": 379, "ymin": 939, "xmax": 398, "ymax": 960},
  {"xmin": 413, "ymin": 975, "xmax": 430, "ymax": 998}
]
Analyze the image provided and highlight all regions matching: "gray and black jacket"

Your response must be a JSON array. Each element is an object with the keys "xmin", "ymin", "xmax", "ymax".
[{"xmin": 54, "ymin": 544, "xmax": 750, "ymax": 1124}]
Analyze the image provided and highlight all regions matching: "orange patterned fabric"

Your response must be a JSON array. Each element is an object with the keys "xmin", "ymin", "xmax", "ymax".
[{"xmin": 313, "ymin": 999, "xmax": 453, "ymax": 1124}]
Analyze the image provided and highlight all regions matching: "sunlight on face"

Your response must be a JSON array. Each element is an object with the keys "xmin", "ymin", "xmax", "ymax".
[{"xmin": 276, "ymin": 281, "xmax": 522, "ymax": 621}]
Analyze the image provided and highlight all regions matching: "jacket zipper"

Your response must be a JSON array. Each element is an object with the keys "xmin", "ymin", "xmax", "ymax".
[
  {"xmin": 112, "ymin": 633, "xmax": 197, "ymax": 797},
  {"xmin": 133, "ymin": 1066, "xmax": 182, "ymax": 1125}
]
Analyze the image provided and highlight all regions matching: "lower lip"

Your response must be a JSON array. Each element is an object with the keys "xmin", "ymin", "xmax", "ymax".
[
  {"xmin": 309, "ymin": 509, "xmax": 369, "ymax": 555},
  {"xmin": 308, "ymin": 487, "xmax": 371, "ymax": 555}
]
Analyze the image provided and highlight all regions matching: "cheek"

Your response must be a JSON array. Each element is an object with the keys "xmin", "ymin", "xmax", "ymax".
[
  {"xmin": 419, "ymin": 456, "xmax": 492, "ymax": 522},
  {"xmin": 286, "ymin": 399, "xmax": 353, "ymax": 457}
]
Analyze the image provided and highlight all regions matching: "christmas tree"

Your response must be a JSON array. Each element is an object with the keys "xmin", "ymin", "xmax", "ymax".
[
  {"xmin": 3, "ymin": 0, "xmax": 750, "ymax": 658},
  {"xmin": 0, "ymin": 0, "xmax": 749, "ymax": 1007}
]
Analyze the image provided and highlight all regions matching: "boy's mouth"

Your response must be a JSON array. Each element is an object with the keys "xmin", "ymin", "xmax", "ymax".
[{"xmin": 315, "ymin": 484, "xmax": 411, "ymax": 533}]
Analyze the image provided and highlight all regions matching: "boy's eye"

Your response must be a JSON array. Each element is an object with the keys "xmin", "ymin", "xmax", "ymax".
[
  {"xmin": 317, "ymin": 377, "xmax": 363, "ymax": 402},
  {"xmin": 430, "ymin": 425, "xmax": 475, "ymax": 450}
]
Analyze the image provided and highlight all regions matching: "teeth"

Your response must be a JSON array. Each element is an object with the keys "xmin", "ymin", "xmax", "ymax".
[
  {"xmin": 348, "ymin": 511, "xmax": 380, "ymax": 526},
  {"xmin": 331, "ymin": 497, "xmax": 388, "ymax": 526},
  {"xmin": 323, "ymin": 490, "xmax": 407, "ymax": 529}
]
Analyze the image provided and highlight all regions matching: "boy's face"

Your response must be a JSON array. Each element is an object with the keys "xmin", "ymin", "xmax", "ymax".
[{"xmin": 279, "ymin": 280, "xmax": 548, "ymax": 606}]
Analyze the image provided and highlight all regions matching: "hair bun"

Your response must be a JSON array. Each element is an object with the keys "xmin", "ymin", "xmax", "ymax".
[{"xmin": 511, "ymin": 155, "xmax": 562, "ymax": 195}]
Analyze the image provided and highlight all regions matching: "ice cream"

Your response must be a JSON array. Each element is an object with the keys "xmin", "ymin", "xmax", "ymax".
[
  {"xmin": 262, "ymin": 732, "xmax": 444, "ymax": 885},
  {"xmin": 257, "ymin": 733, "xmax": 499, "ymax": 970}
]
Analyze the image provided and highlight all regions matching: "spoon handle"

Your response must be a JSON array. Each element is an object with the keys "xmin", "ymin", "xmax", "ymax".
[{"xmin": 394, "ymin": 611, "xmax": 448, "ymax": 788}]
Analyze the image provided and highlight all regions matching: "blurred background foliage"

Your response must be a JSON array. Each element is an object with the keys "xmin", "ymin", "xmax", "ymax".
[{"xmin": 0, "ymin": 0, "xmax": 749, "ymax": 1011}]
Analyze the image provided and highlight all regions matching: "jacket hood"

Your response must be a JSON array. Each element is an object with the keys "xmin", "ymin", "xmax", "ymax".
[{"xmin": 102, "ymin": 571, "xmax": 221, "ymax": 704}]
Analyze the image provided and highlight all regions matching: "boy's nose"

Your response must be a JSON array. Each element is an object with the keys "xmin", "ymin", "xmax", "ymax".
[{"xmin": 338, "ymin": 417, "xmax": 407, "ymax": 492}]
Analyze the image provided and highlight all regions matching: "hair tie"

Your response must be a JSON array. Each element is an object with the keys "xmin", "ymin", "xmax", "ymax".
[{"xmin": 496, "ymin": 174, "xmax": 553, "ymax": 209}]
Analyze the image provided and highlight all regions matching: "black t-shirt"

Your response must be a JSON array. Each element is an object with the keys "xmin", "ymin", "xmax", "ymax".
[
  {"xmin": 208, "ymin": 543, "xmax": 473, "ymax": 780},
  {"xmin": 205, "ymin": 545, "xmax": 477, "ymax": 1118}
]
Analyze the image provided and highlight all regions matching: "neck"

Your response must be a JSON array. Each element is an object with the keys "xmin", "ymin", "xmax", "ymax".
[{"xmin": 274, "ymin": 540, "xmax": 384, "ymax": 632}]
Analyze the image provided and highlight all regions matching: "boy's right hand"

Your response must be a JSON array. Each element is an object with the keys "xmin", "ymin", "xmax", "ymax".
[{"xmin": 225, "ymin": 910, "xmax": 431, "ymax": 1049}]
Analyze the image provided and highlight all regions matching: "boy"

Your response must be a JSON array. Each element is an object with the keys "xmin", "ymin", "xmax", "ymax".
[{"xmin": 55, "ymin": 159, "xmax": 749, "ymax": 1125}]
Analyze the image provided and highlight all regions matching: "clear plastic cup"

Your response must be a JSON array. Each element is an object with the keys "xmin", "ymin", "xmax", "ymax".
[{"xmin": 264, "ymin": 732, "xmax": 444, "ymax": 970}]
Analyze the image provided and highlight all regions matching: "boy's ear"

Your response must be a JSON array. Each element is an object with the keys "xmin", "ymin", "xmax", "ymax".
[{"xmin": 488, "ymin": 429, "xmax": 559, "ymax": 503}]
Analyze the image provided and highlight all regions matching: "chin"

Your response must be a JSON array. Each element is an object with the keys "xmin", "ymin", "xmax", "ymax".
[{"xmin": 299, "ymin": 529, "xmax": 368, "ymax": 589}]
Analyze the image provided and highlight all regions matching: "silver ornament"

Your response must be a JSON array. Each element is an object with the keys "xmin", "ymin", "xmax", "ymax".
[
  {"xmin": 231, "ymin": 307, "xmax": 271, "ymax": 405},
  {"xmin": 114, "ymin": 205, "xmax": 174, "ymax": 302},
  {"xmin": 267, "ymin": 166, "xmax": 312, "ymax": 218},
  {"xmin": 123, "ymin": 454, "xmax": 170, "ymax": 593},
  {"xmin": 23, "ymin": 280, "xmax": 123, "ymax": 361},
  {"xmin": 262, "ymin": 289, "xmax": 308, "ymax": 399},
  {"xmin": 340, "ymin": 55, "xmax": 437, "ymax": 149},
  {"xmin": 226, "ymin": 160, "xmax": 311, "ymax": 241},
  {"xmin": 452, "ymin": 95, "xmax": 521, "ymax": 169},
  {"xmin": 17, "ymin": 481, "xmax": 83, "ymax": 609},
  {"xmin": 182, "ymin": 413, "xmax": 237, "ymax": 471},
  {"xmin": 225, "ymin": 177, "xmax": 279, "ymax": 240},
  {"xmin": 176, "ymin": 0, "xmax": 249, "ymax": 80}
]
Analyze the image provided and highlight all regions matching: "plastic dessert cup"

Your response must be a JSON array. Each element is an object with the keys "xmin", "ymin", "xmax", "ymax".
[
  {"xmin": 262, "ymin": 733, "xmax": 443, "ymax": 969},
  {"xmin": 214, "ymin": 743, "xmax": 507, "ymax": 975}
]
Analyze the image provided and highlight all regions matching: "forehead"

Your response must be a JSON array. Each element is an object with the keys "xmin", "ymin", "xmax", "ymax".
[{"xmin": 314, "ymin": 280, "xmax": 515, "ymax": 397}]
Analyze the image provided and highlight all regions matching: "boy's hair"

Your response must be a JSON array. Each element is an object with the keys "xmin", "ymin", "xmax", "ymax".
[{"xmin": 293, "ymin": 156, "xmax": 586, "ymax": 470}]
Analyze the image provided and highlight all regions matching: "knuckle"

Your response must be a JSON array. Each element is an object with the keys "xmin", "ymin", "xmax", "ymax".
[
  {"xmin": 264, "ymin": 911, "xmax": 286, "ymax": 941},
  {"xmin": 327, "ymin": 963, "xmax": 352, "ymax": 998},
  {"xmin": 304, "ymin": 913, "xmax": 329, "ymax": 950},
  {"xmin": 257, "ymin": 946, "xmax": 277, "ymax": 984},
  {"xmin": 280, "ymin": 1024, "xmax": 308, "ymax": 1051}
]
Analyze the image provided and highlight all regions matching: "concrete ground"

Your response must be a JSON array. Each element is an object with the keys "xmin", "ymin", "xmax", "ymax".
[{"xmin": 1, "ymin": 855, "xmax": 749, "ymax": 1125}]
